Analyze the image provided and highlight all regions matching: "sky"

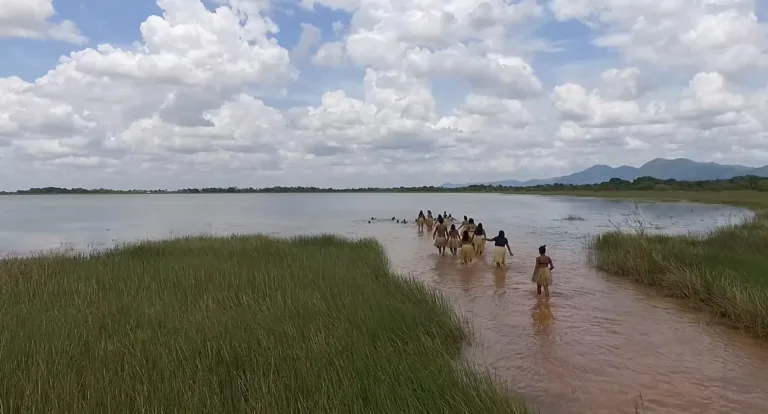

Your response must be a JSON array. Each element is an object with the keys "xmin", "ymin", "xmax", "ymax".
[{"xmin": 0, "ymin": 0, "xmax": 767, "ymax": 190}]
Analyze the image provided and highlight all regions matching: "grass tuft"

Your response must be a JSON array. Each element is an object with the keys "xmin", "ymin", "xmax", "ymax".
[
  {"xmin": 570, "ymin": 191, "xmax": 768, "ymax": 338},
  {"xmin": 0, "ymin": 234, "xmax": 531, "ymax": 413}
]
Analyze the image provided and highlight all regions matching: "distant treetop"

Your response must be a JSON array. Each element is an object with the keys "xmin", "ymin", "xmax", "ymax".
[{"xmin": 3, "ymin": 175, "xmax": 768, "ymax": 195}]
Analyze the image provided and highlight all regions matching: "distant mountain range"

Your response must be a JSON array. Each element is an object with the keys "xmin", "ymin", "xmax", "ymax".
[{"xmin": 442, "ymin": 158, "xmax": 768, "ymax": 188}]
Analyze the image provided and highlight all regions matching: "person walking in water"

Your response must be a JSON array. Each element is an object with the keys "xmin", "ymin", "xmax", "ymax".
[
  {"xmin": 426, "ymin": 210, "xmax": 435, "ymax": 231},
  {"xmin": 532, "ymin": 245, "xmax": 555, "ymax": 296},
  {"xmin": 466, "ymin": 218, "xmax": 476, "ymax": 235},
  {"xmin": 433, "ymin": 215, "xmax": 449, "ymax": 255},
  {"xmin": 472, "ymin": 223, "xmax": 486, "ymax": 256},
  {"xmin": 447, "ymin": 224, "xmax": 460, "ymax": 255},
  {"xmin": 416, "ymin": 210, "xmax": 426, "ymax": 231},
  {"xmin": 460, "ymin": 230, "xmax": 474, "ymax": 265},
  {"xmin": 485, "ymin": 230, "xmax": 513, "ymax": 268}
]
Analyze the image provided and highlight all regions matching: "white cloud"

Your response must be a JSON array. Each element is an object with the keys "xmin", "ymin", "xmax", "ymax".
[
  {"xmin": 0, "ymin": 0, "xmax": 767, "ymax": 189},
  {"xmin": 291, "ymin": 23, "xmax": 322, "ymax": 61},
  {"xmin": 551, "ymin": 0, "xmax": 768, "ymax": 73},
  {"xmin": 313, "ymin": 41, "xmax": 347, "ymax": 67},
  {"xmin": 0, "ymin": 0, "xmax": 86, "ymax": 43}
]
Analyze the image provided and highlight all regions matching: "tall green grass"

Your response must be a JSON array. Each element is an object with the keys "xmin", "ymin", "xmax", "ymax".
[
  {"xmin": 558, "ymin": 190, "xmax": 768, "ymax": 338},
  {"xmin": 0, "ymin": 234, "xmax": 531, "ymax": 413}
]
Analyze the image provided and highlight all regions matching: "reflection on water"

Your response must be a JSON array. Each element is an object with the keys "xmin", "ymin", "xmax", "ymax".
[
  {"xmin": 531, "ymin": 298, "xmax": 555, "ymax": 337},
  {"xmin": 0, "ymin": 193, "xmax": 766, "ymax": 413}
]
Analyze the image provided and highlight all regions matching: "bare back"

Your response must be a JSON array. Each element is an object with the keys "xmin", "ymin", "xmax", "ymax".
[
  {"xmin": 536, "ymin": 255, "xmax": 552, "ymax": 268},
  {"xmin": 435, "ymin": 223, "xmax": 448, "ymax": 237}
]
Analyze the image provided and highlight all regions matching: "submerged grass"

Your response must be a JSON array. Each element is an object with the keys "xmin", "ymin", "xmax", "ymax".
[
  {"xmin": 0, "ymin": 234, "xmax": 532, "ymax": 413},
  {"xmin": 528, "ymin": 190, "xmax": 768, "ymax": 338},
  {"xmin": 560, "ymin": 214, "xmax": 585, "ymax": 221}
]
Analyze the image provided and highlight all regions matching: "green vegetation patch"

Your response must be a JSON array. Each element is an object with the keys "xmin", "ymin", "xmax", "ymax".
[
  {"xmin": 551, "ymin": 189, "xmax": 768, "ymax": 338},
  {"xmin": 0, "ymin": 234, "xmax": 530, "ymax": 413}
]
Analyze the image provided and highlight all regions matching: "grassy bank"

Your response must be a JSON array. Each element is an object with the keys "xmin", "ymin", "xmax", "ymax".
[
  {"xmin": 523, "ymin": 189, "xmax": 768, "ymax": 337},
  {"xmin": 0, "ymin": 234, "xmax": 531, "ymax": 413}
]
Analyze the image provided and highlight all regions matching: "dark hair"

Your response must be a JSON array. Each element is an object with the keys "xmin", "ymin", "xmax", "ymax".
[
  {"xmin": 438, "ymin": 216, "xmax": 444, "ymax": 224},
  {"xmin": 463, "ymin": 215, "xmax": 468, "ymax": 221},
  {"xmin": 418, "ymin": 210, "xmax": 424, "ymax": 217},
  {"xmin": 450, "ymin": 224, "xmax": 456, "ymax": 231},
  {"xmin": 427, "ymin": 210, "xmax": 432, "ymax": 214},
  {"xmin": 539, "ymin": 245, "xmax": 546, "ymax": 255},
  {"xmin": 461, "ymin": 230, "xmax": 470, "ymax": 243},
  {"xmin": 468, "ymin": 218, "xmax": 475, "ymax": 224},
  {"xmin": 474, "ymin": 223, "xmax": 483, "ymax": 235},
  {"xmin": 498, "ymin": 230, "xmax": 505, "ymax": 238}
]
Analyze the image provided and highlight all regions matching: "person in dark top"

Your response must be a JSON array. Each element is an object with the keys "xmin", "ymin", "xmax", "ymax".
[{"xmin": 485, "ymin": 230, "xmax": 513, "ymax": 268}]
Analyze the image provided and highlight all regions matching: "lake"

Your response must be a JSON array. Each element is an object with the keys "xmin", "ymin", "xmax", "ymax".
[{"xmin": 1, "ymin": 193, "xmax": 766, "ymax": 413}]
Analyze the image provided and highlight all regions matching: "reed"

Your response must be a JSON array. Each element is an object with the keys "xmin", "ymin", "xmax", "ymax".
[
  {"xmin": 560, "ymin": 214, "xmax": 585, "ymax": 221},
  {"xmin": 0, "ymin": 234, "xmax": 532, "ymax": 413},
  {"xmin": 551, "ymin": 190, "xmax": 768, "ymax": 337}
]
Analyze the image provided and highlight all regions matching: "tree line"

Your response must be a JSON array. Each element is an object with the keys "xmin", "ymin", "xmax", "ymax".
[{"xmin": 3, "ymin": 175, "xmax": 768, "ymax": 195}]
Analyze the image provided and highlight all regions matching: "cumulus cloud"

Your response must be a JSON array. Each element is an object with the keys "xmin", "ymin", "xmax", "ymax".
[
  {"xmin": 0, "ymin": 0, "xmax": 86, "ymax": 43},
  {"xmin": 0, "ymin": 0, "xmax": 767, "ymax": 189},
  {"xmin": 551, "ymin": 0, "xmax": 768, "ymax": 73}
]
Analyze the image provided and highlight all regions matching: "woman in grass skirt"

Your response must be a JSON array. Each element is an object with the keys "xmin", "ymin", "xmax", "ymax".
[
  {"xmin": 432, "ymin": 216, "xmax": 449, "ymax": 255},
  {"xmin": 426, "ymin": 210, "xmax": 435, "ymax": 231},
  {"xmin": 532, "ymin": 245, "xmax": 554, "ymax": 296},
  {"xmin": 472, "ymin": 223, "xmax": 486, "ymax": 255},
  {"xmin": 447, "ymin": 224, "xmax": 460, "ymax": 255},
  {"xmin": 460, "ymin": 230, "xmax": 474, "ymax": 265},
  {"xmin": 485, "ymin": 230, "xmax": 513, "ymax": 268},
  {"xmin": 416, "ymin": 210, "xmax": 426, "ymax": 231}
]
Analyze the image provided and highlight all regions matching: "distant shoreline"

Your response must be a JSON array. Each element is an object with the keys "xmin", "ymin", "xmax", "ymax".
[{"xmin": 2, "ymin": 175, "xmax": 767, "ymax": 195}]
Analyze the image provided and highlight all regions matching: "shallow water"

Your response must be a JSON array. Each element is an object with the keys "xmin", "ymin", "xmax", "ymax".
[{"xmin": 1, "ymin": 193, "xmax": 766, "ymax": 413}]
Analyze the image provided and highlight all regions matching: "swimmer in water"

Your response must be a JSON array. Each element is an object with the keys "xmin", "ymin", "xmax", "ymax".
[
  {"xmin": 447, "ymin": 224, "xmax": 460, "ymax": 255},
  {"xmin": 472, "ymin": 223, "xmax": 486, "ymax": 255},
  {"xmin": 433, "ymin": 215, "xmax": 448, "ymax": 255},
  {"xmin": 460, "ymin": 230, "xmax": 474, "ymax": 265},
  {"xmin": 485, "ymin": 230, "xmax": 513, "ymax": 268},
  {"xmin": 532, "ymin": 245, "xmax": 555, "ymax": 297},
  {"xmin": 417, "ymin": 210, "xmax": 425, "ymax": 231}
]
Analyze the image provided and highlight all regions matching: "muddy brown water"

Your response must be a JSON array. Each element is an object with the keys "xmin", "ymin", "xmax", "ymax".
[{"xmin": 1, "ymin": 193, "xmax": 766, "ymax": 413}]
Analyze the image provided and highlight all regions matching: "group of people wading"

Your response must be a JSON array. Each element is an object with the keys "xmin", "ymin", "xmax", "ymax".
[{"xmin": 416, "ymin": 209, "xmax": 555, "ymax": 296}]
